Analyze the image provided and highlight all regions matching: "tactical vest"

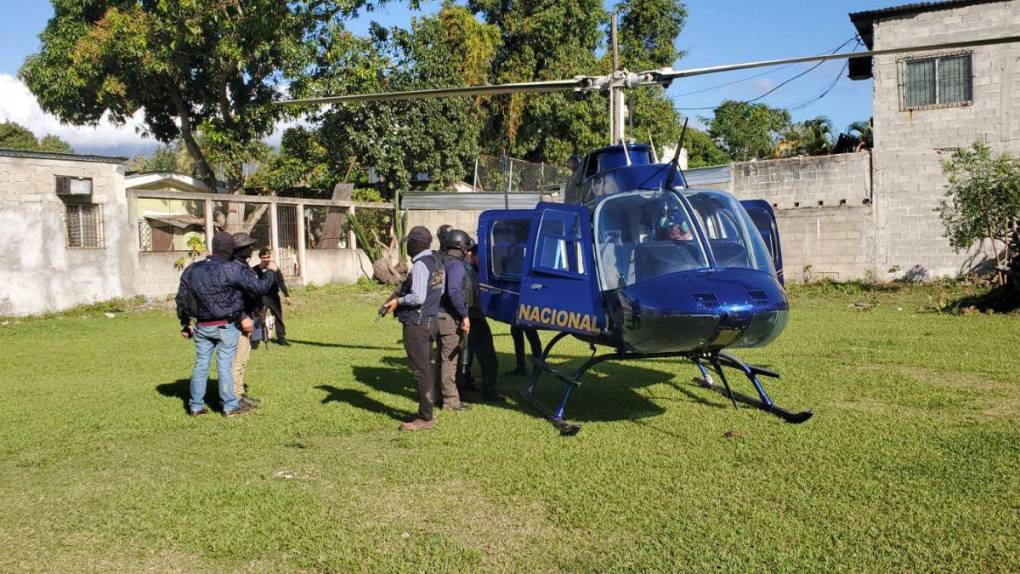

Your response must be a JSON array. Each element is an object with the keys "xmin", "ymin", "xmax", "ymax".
[
  {"xmin": 439, "ymin": 252, "xmax": 475, "ymax": 316},
  {"xmin": 396, "ymin": 253, "xmax": 445, "ymax": 325}
]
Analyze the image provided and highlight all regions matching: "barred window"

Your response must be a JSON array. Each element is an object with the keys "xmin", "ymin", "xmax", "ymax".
[
  {"xmin": 901, "ymin": 53, "xmax": 972, "ymax": 110},
  {"xmin": 63, "ymin": 198, "xmax": 105, "ymax": 249}
]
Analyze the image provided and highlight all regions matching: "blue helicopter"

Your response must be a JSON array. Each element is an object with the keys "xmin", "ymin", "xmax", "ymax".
[
  {"xmin": 282, "ymin": 29, "xmax": 1020, "ymax": 434},
  {"xmin": 474, "ymin": 139, "xmax": 801, "ymax": 434}
]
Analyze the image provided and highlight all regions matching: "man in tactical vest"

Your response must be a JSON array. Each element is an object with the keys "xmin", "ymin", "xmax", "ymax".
[
  {"xmin": 380, "ymin": 226, "xmax": 446, "ymax": 431},
  {"xmin": 176, "ymin": 231, "xmax": 278, "ymax": 417},
  {"xmin": 435, "ymin": 229, "xmax": 473, "ymax": 411},
  {"xmin": 466, "ymin": 242, "xmax": 501, "ymax": 400}
]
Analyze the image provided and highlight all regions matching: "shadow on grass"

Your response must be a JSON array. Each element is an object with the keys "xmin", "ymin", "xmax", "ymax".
[
  {"xmin": 316, "ymin": 385, "xmax": 411, "ymax": 421},
  {"xmin": 287, "ymin": 339, "xmax": 403, "ymax": 351},
  {"xmin": 946, "ymin": 284, "xmax": 1020, "ymax": 314},
  {"xmin": 338, "ymin": 351, "xmax": 727, "ymax": 426},
  {"xmin": 156, "ymin": 378, "xmax": 225, "ymax": 414}
]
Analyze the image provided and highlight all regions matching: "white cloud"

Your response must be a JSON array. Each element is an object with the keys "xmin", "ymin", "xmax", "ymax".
[
  {"xmin": 0, "ymin": 74, "xmax": 310, "ymax": 157},
  {"xmin": 0, "ymin": 74, "xmax": 156, "ymax": 156}
]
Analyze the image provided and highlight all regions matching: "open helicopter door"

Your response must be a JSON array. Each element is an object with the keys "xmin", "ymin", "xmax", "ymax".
[
  {"xmin": 740, "ymin": 200, "xmax": 785, "ymax": 285},
  {"xmin": 517, "ymin": 203, "xmax": 605, "ymax": 335},
  {"xmin": 477, "ymin": 209, "xmax": 535, "ymax": 324}
]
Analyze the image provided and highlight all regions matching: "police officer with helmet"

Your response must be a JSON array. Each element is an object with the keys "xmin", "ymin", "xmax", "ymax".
[
  {"xmin": 381, "ymin": 226, "xmax": 446, "ymax": 431},
  {"xmin": 435, "ymin": 229, "xmax": 474, "ymax": 411},
  {"xmin": 176, "ymin": 231, "xmax": 278, "ymax": 417}
]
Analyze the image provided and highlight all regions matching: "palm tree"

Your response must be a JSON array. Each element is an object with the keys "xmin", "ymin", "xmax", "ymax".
[
  {"xmin": 775, "ymin": 116, "xmax": 834, "ymax": 157},
  {"xmin": 847, "ymin": 120, "xmax": 873, "ymax": 150}
]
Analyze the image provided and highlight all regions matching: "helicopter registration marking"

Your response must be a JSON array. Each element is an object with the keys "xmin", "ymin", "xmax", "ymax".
[{"xmin": 518, "ymin": 304, "xmax": 599, "ymax": 334}]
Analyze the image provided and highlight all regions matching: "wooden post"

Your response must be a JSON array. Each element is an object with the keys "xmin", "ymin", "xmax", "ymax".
[
  {"xmin": 269, "ymin": 202, "xmax": 280, "ymax": 256},
  {"xmin": 204, "ymin": 199, "xmax": 214, "ymax": 253},
  {"xmin": 347, "ymin": 205, "xmax": 357, "ymax": 251},
  {"xmin": 296, "ymin": 203, "xmax": 307, "ymax": 287}
]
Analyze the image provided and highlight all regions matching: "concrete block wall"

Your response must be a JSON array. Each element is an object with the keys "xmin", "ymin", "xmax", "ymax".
[
  {"xmin": 871, "ymin": 1, "xmax": 1020, "ymax": 278},
  {"xmin": 728, "ymin": 152, "xmax": 877, "ymax": 280},
  {"xmin": 0, "ymin": 155, "xmax": 130, "ymax": 315},
  {"xmin": 731, "ymin": 152, "xmax": 873, "ymax": 210}
]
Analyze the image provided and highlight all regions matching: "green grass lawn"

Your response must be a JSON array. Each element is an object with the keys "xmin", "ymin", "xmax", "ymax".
[{"xmin": 1, "ymin": 283, "xmax": 1018, "ymax": 572}]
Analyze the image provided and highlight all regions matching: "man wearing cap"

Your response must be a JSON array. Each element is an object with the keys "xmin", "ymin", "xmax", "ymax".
[
  {"xmin": 381, "ymin": 226, "xmax": 446, "ymax": 431},
  {"xmin": 230, "ymin": 232, "xmax": 271, "ymax": 408},
  {"xmin": 176, "ymin": 231, "xmax": 278, "ymax": 417}
]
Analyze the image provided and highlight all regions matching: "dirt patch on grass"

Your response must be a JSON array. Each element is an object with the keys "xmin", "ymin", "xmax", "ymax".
[
  {"xmin": 0, "ymin": 526, "xmax": 217, "ymax": 573},
  {"xmin": 848, "ymin": 364, "xmax": 1019, "ymax": 418},
  {"xmin": 350, "ymin": 478, "xmax": 588, "ymax": 571}
]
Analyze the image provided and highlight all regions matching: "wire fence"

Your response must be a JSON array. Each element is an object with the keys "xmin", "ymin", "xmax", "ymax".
[{"xmin": 472, "ymin": 154, "xmax": 572, "ymax": 193}]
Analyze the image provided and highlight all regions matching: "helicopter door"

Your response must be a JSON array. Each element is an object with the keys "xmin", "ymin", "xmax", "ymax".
[
  {"xmin": 518, "ymin": 203, "xmax": 605, "ymax": 335},
  {"xmin": 740, "ymin": 200, "xmax": 785, "ymax": 284},
  {"xmin": 477, "ymin": 209, "xmax": 534, "ymax": 324}
]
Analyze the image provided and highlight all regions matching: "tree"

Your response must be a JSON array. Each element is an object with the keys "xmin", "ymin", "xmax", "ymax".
[
  {"xmin": 776, "ymin": 116, "xmax": 834, "ymax": 158},
  {"xmin": 127, "ymin": 139, "xmax": 196, "ymax": 175},
  {"xmin": 938, "ymin": 141, "xmax": 1020, "ymax": 288},
  {"xmin": 299, "ymin": 4, "xmax": 498, "ymax": 195},
  {"xmin": 684, "ymin": 127, "xmax": 730, "ymax": 168},
  {"xmin": 20, "ymin": 0, "xmax": 386, "ymax": 200},
  {"xmin": 468, "ymin": 0, "xmax": 609, "ymax": 163},
  {"xmin": 846, "ymin": 119, "xmax": 873, "ymax": 150},
  {"xmin": 0, "ymin": 121, "xmax": 73, "ymax": 153},
  {"xmin": 702, "ymin": 100, "xmax": 791, "ymax": 162}
]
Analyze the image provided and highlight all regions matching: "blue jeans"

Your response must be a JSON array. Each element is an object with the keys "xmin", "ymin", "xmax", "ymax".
[{"xmin": 189, "ymin": 323, "xmax": 241, "ymax": 414}]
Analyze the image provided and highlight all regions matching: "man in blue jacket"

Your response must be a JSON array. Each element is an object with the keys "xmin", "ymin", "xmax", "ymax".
[
  {"xmin": 435, "ymin": 229, "xmax": 473, "ymax": 412},
  {"xmin": 176, "ymin": 231, "xmax": 278, "ymax": 417}
]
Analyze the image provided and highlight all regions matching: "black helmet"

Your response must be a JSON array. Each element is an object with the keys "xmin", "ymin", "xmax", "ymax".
[
  {"xmin": 442, "ymin": 229, "xmax": 471, "ymax": 252},
  {"xmin": 436, "ymin": 224, "xmax": 453, "ymax": 244}
]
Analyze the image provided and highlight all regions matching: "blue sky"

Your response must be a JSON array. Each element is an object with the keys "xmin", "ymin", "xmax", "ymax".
[{"xmin": 0, "ymin": 0, "xmax": 897, "ymax": 155}]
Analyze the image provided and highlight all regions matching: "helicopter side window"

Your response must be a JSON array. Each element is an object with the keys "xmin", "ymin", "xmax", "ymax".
[
  {"xmin": 490, "ymin": 219, "xmax": 531, "ymax": 280},
  {"xmin": 684, "ymin": 190, "xmax": 775, "ymax": 274},
  {"xmin": 534, "ymin": 210, "xmax": 585, "ymax": 277}
]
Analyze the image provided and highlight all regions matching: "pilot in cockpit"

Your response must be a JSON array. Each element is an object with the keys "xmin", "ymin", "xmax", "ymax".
[{"xmin": 657, "ymin": 211, "xmax": 693, "ymax": 242}]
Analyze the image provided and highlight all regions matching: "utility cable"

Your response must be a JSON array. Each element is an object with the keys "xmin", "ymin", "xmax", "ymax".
[{"xmin": 672, "ymin": 37, "xmax": 860, "ymax": 111}]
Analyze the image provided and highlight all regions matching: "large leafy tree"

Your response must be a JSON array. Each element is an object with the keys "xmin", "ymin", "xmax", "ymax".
[
  {"xmin": 0, "ymin": 121, "xmax": 73, "ymax": 153},
  {"xmin": 702, "ymin": 100, "xmax": 791, "ymax": 162},
  {"xmin": 684, "ymin": 127, "xmax": 730, "ymax": 168},
  {"xmin": 938, "ymin": 141, "xmax": 1020, "ymax": 288},
  {"xmin": 296, "ymin": 4, "xmax": 498, "ymax": 195},
  {"xmin": 20, "ymin": 0, "xmax": 387, "ymax": 197},
  {"xmin": 468, "ymin": 0, "xmax": 609, "ymax": 163}
]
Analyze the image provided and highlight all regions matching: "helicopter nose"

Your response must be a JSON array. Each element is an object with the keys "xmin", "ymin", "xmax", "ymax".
[{"xmin": 614, "ymin": 270, "xmax": 788, "ymax": 354}]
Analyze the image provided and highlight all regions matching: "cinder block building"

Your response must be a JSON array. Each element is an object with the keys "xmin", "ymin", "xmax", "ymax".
[{"xmin": 851, "ymin": 0, "xmax": 1020, "ymax": 279}]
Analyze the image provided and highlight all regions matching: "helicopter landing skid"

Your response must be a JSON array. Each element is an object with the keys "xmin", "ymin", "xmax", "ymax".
[
  {"xmin": 519, "ymin": 334, "xmax": 812, "ymax": 435},
  {"xmin": 692, "ymin": 353, "xmax": 813, "ymax": 424}
]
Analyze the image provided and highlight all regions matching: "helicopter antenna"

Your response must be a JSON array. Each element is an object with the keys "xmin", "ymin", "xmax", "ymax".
[{"xmin": 664, "ymin": 116, "xmax": 689, "ymax": 190}]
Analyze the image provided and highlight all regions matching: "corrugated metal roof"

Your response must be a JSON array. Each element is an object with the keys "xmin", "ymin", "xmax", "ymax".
[
  {"xmin": 683, "ymin": 164, "xmax": 731, "ymax": 186},
  {"xmin": 401, "ymin": 192, "xmax": 552, "ymax": 210},
  {"xmin": 0, "ymin": 147, "xmax": 127, "ymax": 164}
]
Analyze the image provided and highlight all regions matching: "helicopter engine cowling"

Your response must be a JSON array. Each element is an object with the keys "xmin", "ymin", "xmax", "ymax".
[{"xmin": 610, "ymin": 268, "xmax": 789, "ymax": 354}]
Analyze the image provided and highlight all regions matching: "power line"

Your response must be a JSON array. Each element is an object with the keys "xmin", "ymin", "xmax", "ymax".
[
  {"xmin": 672, "ymin": 62, "xmax": 798, "ymax": 97},
  {"xmin": 671, "ymin": 37, "xmax": 860, "ymax": 111},
  {"xmin": 786, "ymin": 59, "xmax": 851, "ymax": 112}
]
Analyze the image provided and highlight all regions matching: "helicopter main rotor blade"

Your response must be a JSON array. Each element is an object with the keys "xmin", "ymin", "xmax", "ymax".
[
  {"xmin": 279, "ymin": 78, "xmax": 597, "ymax": 106},
  {"xmin": 643, "ymin": 34, "xmax": 1020, "ymax": 83},
  {"xmin": 277, "ymin": 34, "xmax": 1020, "ymax": 106}
]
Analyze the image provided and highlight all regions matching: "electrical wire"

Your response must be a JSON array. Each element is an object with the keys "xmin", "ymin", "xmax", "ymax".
[{"xmin": 672, "ymin": 37, "xmax": 860, "ymax": 111}]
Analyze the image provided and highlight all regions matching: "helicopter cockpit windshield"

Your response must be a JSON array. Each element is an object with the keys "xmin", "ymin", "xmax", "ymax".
[
  {"xmin": 595, "ymin": 189, "xmax": 776, "ymax": 290},
  {"xmin": 682, "ymin": 189, "xmax": 776, "ymax": 275},
  {"xmin": 595, "ymin": 191, "xmax": 709, "ymax": 290}
]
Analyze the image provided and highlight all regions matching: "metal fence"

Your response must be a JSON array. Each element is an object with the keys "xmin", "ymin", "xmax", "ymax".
[
  {"xmin": 128, "ymin": 189, "xmax": 393, "ymax": 281},
  {"xmin": 472, "ymin": 154, "xmax": 572, "ymax": 193}
]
